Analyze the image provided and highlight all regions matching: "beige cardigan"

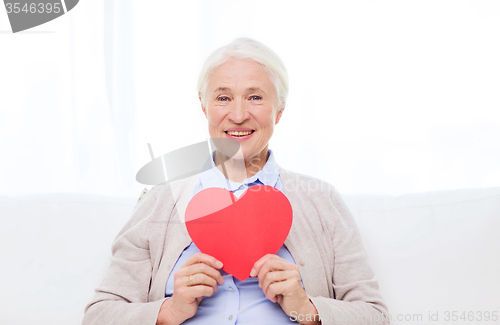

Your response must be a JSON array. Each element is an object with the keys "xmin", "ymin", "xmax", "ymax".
[{"xmin": 83, "ymin": 169, "xmax": 389, "ymax": 324}]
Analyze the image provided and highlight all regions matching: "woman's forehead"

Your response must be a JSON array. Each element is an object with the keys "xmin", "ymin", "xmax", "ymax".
[{"xmin": 207, "ymin": 58, "xmax": 275, "ymax": 92}]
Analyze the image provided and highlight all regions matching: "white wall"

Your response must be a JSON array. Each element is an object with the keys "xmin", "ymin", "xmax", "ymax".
[{"xmin": 1, "ymin": 0, "xmax": 499, "ymax": 197}]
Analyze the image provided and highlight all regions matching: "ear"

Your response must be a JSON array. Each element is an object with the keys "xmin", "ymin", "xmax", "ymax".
[
  {"xmin": 199, "ymin": 94, "xmax": 207, "ymax": 118},
  {"xmin": 275, "ymin": 107, "xmax": 284, "ymax": 125}
]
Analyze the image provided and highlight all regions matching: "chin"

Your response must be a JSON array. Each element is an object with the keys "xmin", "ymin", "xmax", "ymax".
[
  {"xmin": 230, "ymin": 148, "xmax": 247, "ymax": 161},
  {"xmin": 223, "ymin": 148, "xmax": 258, "ymax": 162}
]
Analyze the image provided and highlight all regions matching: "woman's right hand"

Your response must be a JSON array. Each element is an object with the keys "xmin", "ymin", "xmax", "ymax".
[{"xmin": 156, "ymin": 253, "xmax": 224, "ymax": 325}]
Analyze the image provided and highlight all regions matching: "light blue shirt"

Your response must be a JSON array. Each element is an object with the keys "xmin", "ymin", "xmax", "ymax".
[{"xmin": 165, "ymin": 150, "xmax": 297, "ymax": 324}]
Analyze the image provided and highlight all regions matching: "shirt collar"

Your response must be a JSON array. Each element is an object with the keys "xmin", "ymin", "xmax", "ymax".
[{"xmin": 198, "ymin": 149, "xmax": 280, "ymax": 191}]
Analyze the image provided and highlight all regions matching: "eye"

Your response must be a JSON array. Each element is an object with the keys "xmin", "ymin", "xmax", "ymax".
[
  {"xmin": 250, "ymin": 95, "xmax": 262, "ymax": 101},
  {"xmin": 218, "ymin": 96, "xmax": 230, "ymax": 102}
]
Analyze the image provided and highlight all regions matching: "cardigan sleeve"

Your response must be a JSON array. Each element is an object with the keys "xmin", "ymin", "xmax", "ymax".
[
  {"xmin": 82, "ymin": 187, "xmax": 167, "ymax": 325},
  {"xmin": 308, "ymin": 186, "xmax": 390, "ymax": 325}
]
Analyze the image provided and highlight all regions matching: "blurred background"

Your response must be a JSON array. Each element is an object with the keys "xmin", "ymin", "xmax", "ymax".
[{"xmin": 1, "ymin": 0, "xmax": 499, "ymax": 197}]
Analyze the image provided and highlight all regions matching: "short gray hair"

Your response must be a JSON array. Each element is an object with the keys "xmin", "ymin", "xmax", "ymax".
[{"xmin": 197, "ymin": 37, "xmax": 289, "ymax": 109}]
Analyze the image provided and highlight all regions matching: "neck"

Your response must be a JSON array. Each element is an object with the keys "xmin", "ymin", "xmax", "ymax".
[{"xmin": 214, "ymin": 148, "xmax": 269, "ymax": 183}]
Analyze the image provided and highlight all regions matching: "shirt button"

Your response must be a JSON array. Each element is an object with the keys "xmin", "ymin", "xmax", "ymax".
[
  {"xmin": 228, "ymin": 315, "xmax": 233, "ymax": 320},
  {"xmin": 228, "ymin": 286, "xmax": 234, "ymax": 291},
  {"xmin": 300, "ymin": 260, "xmax": 305, "ymax": 266}
]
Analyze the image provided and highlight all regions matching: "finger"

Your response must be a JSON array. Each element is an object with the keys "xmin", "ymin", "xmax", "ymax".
[
  {"xmin": 188, "ymin": 262, "xmax": 225, "ymax": 285},
  {"xmin": 176, "ymin": 257, "xmax": 224, "ymax": 285},
  {"xmin": 257, "ymin": 258, "xmax": 296, "ymax": 287},
  {"xmin": 186, "ymin": 273, "xmax": 219, "ymax": 292},
  {"xmin": 182, "ymin": 252, "xmax": 223, "ymax": 270},
  {"xmin": 176, "ymin": 283, "xmax": 216, "ymax": 301},
  {"xmin": 250, "ymin": 254, "xmax": 276, "ymax": 277},
  {"xmin": 175, "ymin": 263, "xmax": 224, "ymax": 287},
  {"xmin": 260, "ymin": 269, "xmax": 298, "ymax": 297},
  {"xmin": 190, "ymin": 284, "xmax": 217, "ymax": 298},
  {"xmin": 265, "ymin": 279, "xmax": 294, "ymax": 303}
]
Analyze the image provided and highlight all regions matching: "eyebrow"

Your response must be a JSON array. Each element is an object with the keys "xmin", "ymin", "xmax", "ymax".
[
  {"xmin": 212, "ymin": 87, "xmax": 265, "ymax": 93},
  {"xmin": 213, "ymin": 87, "xmax": 231, "ymax": 93},
  {"xmin": 246, "ymin": 87, "xmax": 265, "ymax": 93}
]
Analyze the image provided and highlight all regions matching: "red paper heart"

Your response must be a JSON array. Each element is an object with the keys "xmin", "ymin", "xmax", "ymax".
[{"xmin": 185, "ymin": 185, "xmax": 293, "ymax": 281}]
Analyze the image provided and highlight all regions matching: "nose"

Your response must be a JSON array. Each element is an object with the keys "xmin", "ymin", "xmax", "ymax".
[{"xmin": 228, "ymin": 99, "xmax": 249, "ymax": 124}]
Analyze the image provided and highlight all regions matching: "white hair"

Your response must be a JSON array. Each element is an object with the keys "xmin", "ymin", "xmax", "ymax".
[{"xmin": 197, "ymin": 37, "xmax": 289, "ymax": 109}]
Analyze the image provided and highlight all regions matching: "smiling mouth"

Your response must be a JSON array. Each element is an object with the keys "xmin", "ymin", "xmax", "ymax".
[{"xmin": 225, "ymin": 130, "xmax": 255, "ymax": 137}]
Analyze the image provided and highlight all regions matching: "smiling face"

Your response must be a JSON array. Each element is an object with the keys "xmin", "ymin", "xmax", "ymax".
[{"xmin": 201, "ymin": 58, "xmax": 283, "ymax": 166}]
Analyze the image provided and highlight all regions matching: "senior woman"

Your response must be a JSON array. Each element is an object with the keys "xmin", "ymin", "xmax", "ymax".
[{"xmin": 83, "ymin": 38, "xmax": 389, "ymax": 325}]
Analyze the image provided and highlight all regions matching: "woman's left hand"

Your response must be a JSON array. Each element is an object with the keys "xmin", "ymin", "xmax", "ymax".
[{"xmin": 250, "ymin": 254, "xmax": 321, "ymax": 325}]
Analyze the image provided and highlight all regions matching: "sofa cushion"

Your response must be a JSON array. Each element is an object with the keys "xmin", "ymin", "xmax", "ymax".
[
  {"xmin": 343, "ymin": 187, "xmax": 500, "ymax": 320},
  {"xmin": 1, "ymin": 187, "xmax": 499, "ymax": 324}
]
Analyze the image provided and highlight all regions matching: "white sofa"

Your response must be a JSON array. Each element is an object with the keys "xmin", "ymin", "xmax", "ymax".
[{"xmin": 1, "ymin": 187, "xmax": 499, "ymax": 324}]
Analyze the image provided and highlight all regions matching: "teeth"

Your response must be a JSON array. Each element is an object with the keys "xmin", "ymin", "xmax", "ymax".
[{"xmin": 227, "ymin": 131, "xmax": 253, "ymax": 136}]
